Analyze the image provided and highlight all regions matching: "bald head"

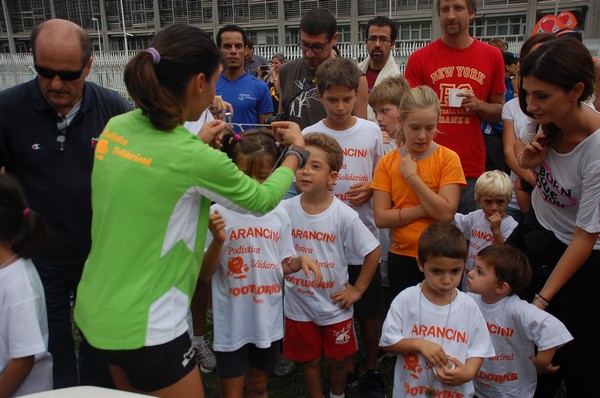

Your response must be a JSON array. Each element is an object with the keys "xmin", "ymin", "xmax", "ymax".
[{"xmin": 31, "ymin": 19, "xmax": 91, "ymax": 66}]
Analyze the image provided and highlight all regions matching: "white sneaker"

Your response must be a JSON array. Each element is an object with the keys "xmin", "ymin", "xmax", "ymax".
[
  {"xmin": 274, "ymin": 356, "xmax": 295, "ymax": 376},
  {"xmin": 195, "ymin": 340, "xmax": 217, "ymax": 373}
]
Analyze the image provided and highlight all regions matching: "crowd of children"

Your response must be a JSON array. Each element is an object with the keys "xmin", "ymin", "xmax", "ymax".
[{"xmin": 3, "ymin": 22, "xmax": 598, "ymax": 398}]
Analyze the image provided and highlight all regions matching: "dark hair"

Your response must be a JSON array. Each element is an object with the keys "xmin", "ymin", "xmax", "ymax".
[
  {"xmin": 518, "ymin": 33, "xmax": 555, "ymax": 60},
  {"xmin": 125, "ymin": 24, "xmax": 222, "ymax": 132},
  {"xmin": 436, "ymin": 0, "xmax": 476, "ymax": 15},
  {"xmin": 303, "ymin": 132, "xmax": 344, "ymax": 172},
  {"xmin": 477, "ymin": 245, "xmax": 532, "ymax": 295},
  {"xmin": 0, "ymin": 175, "xmax": 45, "ymax": 259},
  {"xmin": 221, "ymin": 128, "xmax": 283, "ymax": 168},
  {"xmin": 300, "ymin": 8, "xmax": 337, "ymax": 40},
  {"xmin": 217, "ymin": 25, "xmax": 248, "ymax": 48},
  {"xmin": 418, "ymin": 223, "xmax": 467, "ymax": 265},
  {"xmin": 31, "ymin": 19, "xmax": 92, "ymax": 67},
  {"xmin": 316, "ymin": 57, "xmax": 361, "ymax": 94},
  {"xmin": 519, "ymin": 37, "xmax": 594, "ymax": 146},
  {"xmin": 365, "ymin": 16, "xmax": 398, "ymax": 42}
]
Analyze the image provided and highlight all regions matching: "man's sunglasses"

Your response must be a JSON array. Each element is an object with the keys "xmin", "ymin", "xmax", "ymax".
[{"xmin": 34, "ymin": 64, "xmax": 85, "ymax": 81}]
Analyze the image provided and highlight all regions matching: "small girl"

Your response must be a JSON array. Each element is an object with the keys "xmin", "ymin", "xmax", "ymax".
[
  {"xmin": 372, "ymin": 85, "xmax": 467, "ymax": 300},
  {"xmin": 0, "ymin": 174, "xmax": 52, "ymax": 397},
  {"xmin": 197, "ymin": 129, "xmax": 321, "ymax": 397}
]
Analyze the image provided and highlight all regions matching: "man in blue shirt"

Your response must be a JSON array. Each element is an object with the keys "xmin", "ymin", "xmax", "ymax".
[{"xmin": 216, "ymin": 25, "xmax": 273, "ymax": 133}]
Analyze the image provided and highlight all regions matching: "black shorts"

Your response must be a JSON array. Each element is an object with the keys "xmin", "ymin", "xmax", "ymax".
[
  {"xmin": 97, "ymin": 332, "xmax": 196, "ymax": 392},
  {"xmin": 348, "ymin": 263, "xmax": 384, "ymax": 319},
  {"xmin": 215, "ymin": 340, "xmax": 281, "ymax": 379}
]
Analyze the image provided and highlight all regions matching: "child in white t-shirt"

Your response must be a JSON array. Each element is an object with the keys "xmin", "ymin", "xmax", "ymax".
[
  {"xmin": 0, "ymin": 174, "xmax": 52, "ymax": 397},
  {"xmin": 301, "ymin": 57, "xmax": 385, "ymax": 389},
  {"xmin": 197, "ymin": 129, "xmax": 321, "ymax": 397},
  {"xmin": 466, "ymin": 245, "xmax": 573, "ymax": 398},
  {"xmin": 281, "ymin": 132, "xmax": 381, "ymax": 398},
  {"xmin": 380, "ymin": 223, "xmax": 495, "ymax": 398},
  {"xmin": 453, "ymin": 170, "xmax": 518, "ymax": 291}
]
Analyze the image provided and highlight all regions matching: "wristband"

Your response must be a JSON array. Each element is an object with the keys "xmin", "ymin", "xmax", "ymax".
[
  {"xmin": 406, "ymin": 173, "xmax": 418, "ymax": 181},
  {"xmin": 398, "ymin": 208, "xmax": 403, "ymax": 226},
  {"xmin": 534, "ymin": 293, "xmax": 550, "ymax": 306},
  {"xmin": 516, "ymin": 151, "xmax": 524, "ymax": 167},
  {"xmin": 285, "ymin": 144, "xmax": 310, "ymax": 169}
]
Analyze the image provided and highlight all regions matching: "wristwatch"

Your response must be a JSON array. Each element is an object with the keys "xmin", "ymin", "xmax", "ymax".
[{"xmin": 285, "ymin": 144, "xmax": 310, "ymax": 169}]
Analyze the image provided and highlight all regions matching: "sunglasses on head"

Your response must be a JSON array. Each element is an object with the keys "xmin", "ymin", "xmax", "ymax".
[{"xmin": 34, "ymin": 64, "xmax": 85, "ymax": 81}]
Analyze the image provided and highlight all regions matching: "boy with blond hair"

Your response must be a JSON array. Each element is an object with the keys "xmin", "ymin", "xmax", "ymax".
[
  {"xmin": 281, "ymin": 133, "xmax": 381, "ymax": 398},
  {"xmin": 302, "ymin": 57, "xmax": 386, "ymax": 394},
  {"xmin": 466, "ymin": 245, "xmax": 573, "ymax": 398},
  {"xmin": 368, "ymin": 75, "xmax": 410, "ymax": 307},
  {"xmin": 453, "ymin": 170, "xmax": 518, "ymax": 291},
  {"xmin": 368, "ymin": 75, "xmax": 411, "ymax": 153}
]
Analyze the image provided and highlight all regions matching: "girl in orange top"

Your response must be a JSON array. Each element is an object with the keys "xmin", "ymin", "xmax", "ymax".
[{"xmin": 372, "ymin": 86, "xmax": 466, "ymax": 299}]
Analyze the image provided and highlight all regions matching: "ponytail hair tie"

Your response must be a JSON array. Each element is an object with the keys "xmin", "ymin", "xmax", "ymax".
[
  {"xmin": 22, "ymin": 207, "xmax": 31, "ymax": 217},
  {"xmin": 146, "ymin": 47, "xmax": 161, "ymax": 66},
  {"xmin": 233, "ymin": 133, "xmax": 241, "ymax": 142}
]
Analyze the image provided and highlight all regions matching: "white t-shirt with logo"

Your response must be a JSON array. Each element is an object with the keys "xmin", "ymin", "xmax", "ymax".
[
  {"xmin": 469, "ymin": 293, "xmax": 573, "ymax": 398},
  {"xmin": 208, "ymin": 203, "xmax": 296, "ymax": 351},
  {"xmin": 381, "ymin": 284, "xmax": 495, "ymax": 398},
  {"xmin": 453, "ymin": 209, "xmax": 518, "ymax": 290},
  {"xmin": 302, "ymin": 117, "xmax": 384, "ymax": 264},
  {"xmin": 281, "ymin": 195, "xmax": 380, "ymax": 325}
]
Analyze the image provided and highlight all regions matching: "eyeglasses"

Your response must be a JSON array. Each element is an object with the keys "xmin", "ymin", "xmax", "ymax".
[
  {"xmin": 367, "ymin": 36, "xmax": 392, "ymax": 44},
  {"xmin": 56, "ymin": 116, "xmax": 67, "ymax": 152},
  {"xmin": 298, "ymin": 40, "xmax": 331, "ymax": 53},
  {"xmin": 35, "ymin": 64, "xmax": 85, "ymax": 81}
]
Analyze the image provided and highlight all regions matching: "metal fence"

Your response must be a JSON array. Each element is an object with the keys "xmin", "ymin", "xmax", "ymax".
[{"xmin": 2, "ymin": 39, "xmax": 599, "ymax": 98}]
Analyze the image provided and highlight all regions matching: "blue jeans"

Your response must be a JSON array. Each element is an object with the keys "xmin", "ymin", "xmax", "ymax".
[{"xmin": 458, "ymin": 178, "xmax": 478, "ymax": 215}]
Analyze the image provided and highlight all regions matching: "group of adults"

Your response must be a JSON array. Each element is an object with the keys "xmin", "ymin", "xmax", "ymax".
[{"xmin": 0, "ymin": 0, "xmax": 598, "ymax": 397}]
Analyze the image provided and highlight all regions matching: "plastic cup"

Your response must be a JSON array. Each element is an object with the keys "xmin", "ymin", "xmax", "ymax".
[{"xmin": 448, "ymin": 89, "xmax": 464, "ymax": 107}]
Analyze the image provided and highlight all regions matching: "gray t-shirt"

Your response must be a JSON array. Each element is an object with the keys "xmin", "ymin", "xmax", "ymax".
[{"xmin": 278, "ymin": 58, "xmax": 326, "ymax": 129}]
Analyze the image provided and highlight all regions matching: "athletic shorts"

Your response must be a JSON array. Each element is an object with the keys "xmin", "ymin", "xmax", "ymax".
[
  {"xmin": 283, "ymin": 317, "xmax": 357, "ymax": 362},
  {"xmin": 97, "ymin": 332, "xmax": 196, "ymax": 391},
  {"xmin": 348, "ymin": 263, "xmax": 384, "ymax": 319},
  {"xmin": 215, "ymin": 340, "xmax": 281, "ymax": 379}
]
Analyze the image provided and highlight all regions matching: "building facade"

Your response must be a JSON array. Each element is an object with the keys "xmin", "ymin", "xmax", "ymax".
[{"xmin": 0, "ymin": 0, "xmax": 598, "ymax": 54}]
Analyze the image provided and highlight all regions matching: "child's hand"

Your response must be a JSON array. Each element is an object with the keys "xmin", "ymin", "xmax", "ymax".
[
  {"xmin": 487, "ymin": 212, "xmax": 502, "ymax": 232},
  {"xmin": 346, "ymin": 182, "xmax": 373, "ymax": 207},
  {"xmin": 434, "ymin": 356, "xmax": 471, "ymax": 386},
  {"xmin": 399, "ymin": 152, "xmax": 418, "ymax": 179},
  {"xmin": 529, "ymin": 353, "xmax": 560, "ymax": 374},
  {"xmin": 417, "ymin": 340, "xmax": 449, "ymax": 369},
  {"xmin": 208, "ymin": 211, "xmax": 226, "ymax": 243},
  {"xmin": 330, "ymin": 283, "xmax": 362, "ymax": 309},
  {"xmin": 381, "ymin": 130, "xmax": 391, "ymax": 144},
  {"xmin": 298, "ymin": 256, "xmax": 322, "ymax": 284}
]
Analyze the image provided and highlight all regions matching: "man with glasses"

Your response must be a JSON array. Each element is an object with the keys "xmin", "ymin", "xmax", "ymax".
[
  {"xmin": 357, "ymin": 16, "xmax": 401, "ymax": 122},
  {"xmin": 0, "ymin": 19, "xmax": 130, "ymax": 388},
  {"xmin": 278, "ymin": 8, "xmax": 367, "ymax": 129}
]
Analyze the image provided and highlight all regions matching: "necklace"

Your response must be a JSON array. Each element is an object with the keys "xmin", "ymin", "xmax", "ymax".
[
  {"xmin": 0, "ymin": 254, "xmax": 18, "ymax": 270},
  {"xmin": 418, "ymin": 283, "xmax": 454, "ymax": 398}
]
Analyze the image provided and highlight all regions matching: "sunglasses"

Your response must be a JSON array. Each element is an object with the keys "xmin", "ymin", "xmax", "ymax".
[{"xmin": 34, "ymin": 64, "xmax": 85, "ymax": 81}]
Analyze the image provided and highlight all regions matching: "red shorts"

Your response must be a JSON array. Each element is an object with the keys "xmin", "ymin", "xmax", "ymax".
[{"xmin": 283, "ymin": 317, "xmax": 357, "ymax": 362}]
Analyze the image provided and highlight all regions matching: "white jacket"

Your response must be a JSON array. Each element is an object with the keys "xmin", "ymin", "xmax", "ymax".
[{"xmin": 357, "ymin": 54, "xmax": 401, "ymax": 122}]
